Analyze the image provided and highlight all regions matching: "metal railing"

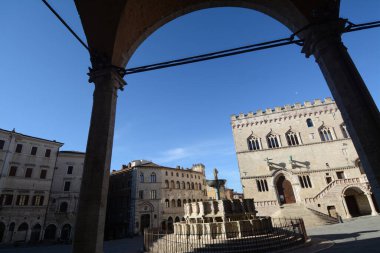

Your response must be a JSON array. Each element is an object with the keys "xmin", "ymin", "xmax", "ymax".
[{"xmin": 144, "ymin": 218, "xmax": 307, "ymax": 253}]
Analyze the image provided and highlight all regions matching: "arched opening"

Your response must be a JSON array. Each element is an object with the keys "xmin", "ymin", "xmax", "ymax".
[
  {"xmin": 174, "ymin": 216, "xmax": 180, "ymax": 223},
  {"xmin": 30, "ymin": 224, "xmax": 42, "ymax": 242},
  {"xmin": 60, "ymin": 224, "xmax": 72, "ymax": 241},
  {"xmin": 15, "ymin": 223, "xmax": 28, "ymax": 242},
  {"xmin": 140, "ymin": 214, "xmax": 150, "ymax": 233},
  {"xmin": 44, "ymin": 224, "xmax": 57, "ymax": 241},
  {"xmin": 167, "ymin": 217, "xmax": 173, "ymax": 233},
  {"xmin": 344, "ymin": 187, "xmax": 372, "ymax": 217},
  {"xmin": 276, "ymin": 175, "xmax": 295, "ymax": 205},
  {"xmin": 0, "ymin": 222, "xmax": 5, "ymax": 243},
  {"xmin": 7, "ymin": 223, "xmax": 15, "ymax": 242},
  {"xmin": 59, "ymin": 202, "xmax": 68, "ymax": 213}
]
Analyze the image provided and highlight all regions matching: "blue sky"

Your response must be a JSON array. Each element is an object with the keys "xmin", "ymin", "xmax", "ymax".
[{"xmin": 1, "ymin": 1, "xmax": 379, "ymax": 192}]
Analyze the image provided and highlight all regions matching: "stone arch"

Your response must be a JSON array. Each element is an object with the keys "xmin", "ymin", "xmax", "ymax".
[
  {"xmin": 138, "ymin": 201, "xmax": 155, "ymax": 212},
  {"xmin": 30, "ymin": 223, "xmax": 42, "ymax": 242},
  {"xmin": 175, "ymin": 216, "xmax": 180, "ymax": 223},
  {"xmin": 7, "ymin": 222, "xmax": 15, "ymax": 242},
  {"xmin": 274, "ymin": 173, "xmax": 296, "ymax": 205},
  {"xmin": 60, "ymin": 224, "xmax": 72, "ymax": 241},
  {"xmin": 44, "ymin": 224, "xmax": 57, "ymax": 241},
  {"xmin": 15, "ymin": 222, "xmax": 28, "ymax": 242},
  {"xmin": 342, "ymin": 186, "xmax": 373, "ymax": 217},
  {"xmin": 107, "ymin": 0, "xmax": 311, "ymax": 67},
  {"xmin": 167, "ymin": 216, "xmax": 174, "ymax": 232}
]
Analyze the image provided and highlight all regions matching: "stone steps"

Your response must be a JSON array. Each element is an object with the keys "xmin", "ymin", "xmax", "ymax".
[{"xmin": 271, "ymin": 204, "xmax": 338, "ymax": 228}]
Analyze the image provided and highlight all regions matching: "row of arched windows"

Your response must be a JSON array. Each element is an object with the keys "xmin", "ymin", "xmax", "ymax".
[
  {"xmin": 164, "ymin": 180, "xmax": 202, "ymax": 190},
  {"xmin": 247, "ymin": 123, "xmax": 349, "ymax": 151},
  {"xmin": 165, "ymin": 170, "xmax": 201, "ymax": 179},
  {"xmin": 164, "ymin": 198, "xmax": 203, "ymax": 208}
]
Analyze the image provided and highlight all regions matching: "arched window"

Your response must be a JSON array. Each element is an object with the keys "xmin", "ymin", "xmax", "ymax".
[
  {"xmin": 195, "ymin": 183, "xmax": 198, "ymax": 190},
  {"xmin": 165, "ymin": 199, "xmax": 170, "ymax": 208},
  {"xmin": 191, "ymin": 182, "xmax": 194, "ymax": 190},
  {"xmin": 170, "ymin": 180, "xmax": 175, "ymax": 189},
  {"xmin": 199, "ymin": 183, "xmax": 202, "ymax": 190},
  {"xmin": 59, "ymin": 202, "xmax": 68, "ymax": 213},
  {"xmin": 181, "ymin": 181, "xmax": 185, "ymax": 189},
  {"xmin": 319, "ymin": 126, "xmax": 334, "ymax": 141},
  {"xmin": 176, "ymin": 172, "xmax": 179, "ymax": 177},
  {"xmin": 286, "ymin": 130, "xmax": 300, "ymax": 146},
  {"xmin": 171, "ymin": 199, "xmax": 176, "ymax": 207},
  {"xmin": 188, "ymin": 199, "xmax": 191, "ymax": 203},
  {"xmin": 187, "ymin": 182, "xmax": 190, "ymax": 189},
  {"xmin": 176, "ymin": 181, "xmax": 180, "ymax": 189},
  {"xmin": 267, "ymin": 133, "xmax": 281, "ymax": 148},
  {"xmin": 298, "ymin": 175, "xmax": 312, "ymax": 188},
  {"xmin": 247, "ymin": 135, "xmax": 262, "ymax": 151},
  {"xmin": 306, "ymin": 118, "xmax": 314, "ymax": 127},
  {"xmin": 165, "ymin": 180, "xmax": 169, "ymax": 188},
  {"xmin": 183, "ymin": 199, "xmax": 187, "ymax": 204},
  {"xmin": 177, "ymin": 199, "xmax": 181, "ymax": 207},
  {"xmin": 165, "ymin": 171, "xmax": 168, "ymax": 176},
  {"xmin": 140, "ymin": 173, "xmax": 144, "ymax": 183},
  {"xmin": 341, "ymin": 123, "xmax": 350, "ymax": 138},
  {"xmin": 150, "ymin": 172, "xmax": 156, "ymax": 183}
]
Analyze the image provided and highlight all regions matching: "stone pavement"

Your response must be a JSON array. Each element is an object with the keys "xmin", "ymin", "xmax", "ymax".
[{"xmin": 0, "ymin": 216, "xmax": 379, "ymax": 253}]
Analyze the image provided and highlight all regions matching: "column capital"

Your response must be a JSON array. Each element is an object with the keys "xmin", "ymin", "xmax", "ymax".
[
  {"xmin": 301, "ymin": 18, "xmax": 347, "ymax": 58},
  {"xmin": 88, "ymin": 66, "xmax": 126, "ymax": 90}
]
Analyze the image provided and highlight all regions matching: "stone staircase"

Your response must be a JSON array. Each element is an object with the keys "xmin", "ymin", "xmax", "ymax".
[{"xmin": 271, "ymin": 204, "xmax": 338, "ymax": 228}]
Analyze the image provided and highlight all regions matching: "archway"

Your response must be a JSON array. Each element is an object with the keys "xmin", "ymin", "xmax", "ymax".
[
  {"xmin": 60, "ymin": 224, "xmax": 72, "ymax": 241},
  {"xmin": 7, "ymin": 223, "xmax": 15, "ymax": 242},
  {"xmin": 15, "ymin": 223, "xmax": 28, "ymax": 242},
  {"xmin": 44, "ymin": 224, "xmax": 57, "ymax": 241},
  {"xmin": 276, "ymin": 175, "xmax": 296, "ymax": 205},
  {"xmin": 0, "ymin": 222, "xmax": 5, "ymax": 243},
  {"xmin": 72, "ymin": 1, "xmax": 380, "ymax": 252},
  {"xmin": 30, "ymin": 224, "xmax": 42, "ymax": 242},
  {"xmin": 167, "ymin": 217, "xmax": 174, "ymax": 233},
  {"xmin": 140, "ymin": 214, "xmax": 150, "ymax": 233},
  {"xmin": 344, "ymin": 187, "xmax": 372, "ymax": 217}
]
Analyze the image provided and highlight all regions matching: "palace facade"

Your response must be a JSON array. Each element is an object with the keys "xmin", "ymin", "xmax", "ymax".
[
  {"xmin": 106, "ymin": 160, "xmax": 207, "ymax": 238},
  {"xmin": 231, "ymin": 98, "xmax": 378, "ymax": 226}
]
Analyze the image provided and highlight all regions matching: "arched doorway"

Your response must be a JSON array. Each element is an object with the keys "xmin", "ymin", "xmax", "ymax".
[
  {"xmin": 30, "ymin": 224, "xmax": 42, "ymax": 242},
  {"xmin": 60, "ymin": 224, "xmax": 72, "ymax": 241},
  {"xmin": 44, "ymin": 224, "xmax": 57, "ymax": 241},
  {"xmin": 140, "ymin": 214, "xmax": 150, "ymax": 233},
  {"xmin": 344, "ymin": 187, "xmax": 372, "ymax": 217},
  {"xmin": 174, "ymin": 216, "xmax": 180, "ymax": 223},
  {"xmin": 276, "ymin": 175, "xmax": 296, "ymax": 205},
  {"xmin": 0, "ymin": 222, "xmax": 5, "ymax": 243},
  {"xmin": 167, "ymin": 217, "xmax": 174, "ymax": 233}
]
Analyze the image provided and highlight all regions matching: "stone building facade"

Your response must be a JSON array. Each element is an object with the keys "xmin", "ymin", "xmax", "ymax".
[
  {"xmin": 44, "ymin": 151, "xmax": 85, "ymax": 242},
  {"xmin": 231, "ymin": 98, "xmax": 378, "ymax": 225},
  {"xmin": 0, "ymin": 128, "xmax": 63, "ymax": 243},
  {"xmin": 106, "ymin": 160, "xmax": 207, "ymax": 237}
]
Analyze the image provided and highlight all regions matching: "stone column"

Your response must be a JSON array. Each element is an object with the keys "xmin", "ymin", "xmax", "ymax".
[
  {"xmin": 302, "ymin": 18, "xmax": 380, "ymax": 203},
  {"xmin": 72, "ymin": 65, "xmax": 125, "ymax": 253},
  {"xmin": 365, "ymin": 193, "xmax": 379, "ymax": 216}
]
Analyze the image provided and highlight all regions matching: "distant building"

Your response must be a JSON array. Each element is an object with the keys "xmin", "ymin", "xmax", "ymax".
[
  {"xmin": 105, "ymin": 161, "xmax": 207, "ymax": 238},
  {"xmin": 45, "ymin": 151, "xmax": 85, "ymax": 242},
  {"xmin": 231, "ymin": 98, "xmax": 378, "ymax": 226},
  {"xmin": 0, "ymin": 128, "xmax": 63, "ymax": 243}
]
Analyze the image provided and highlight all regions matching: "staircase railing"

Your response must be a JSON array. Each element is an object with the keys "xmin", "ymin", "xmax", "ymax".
[{"xmin": 304, "ymin": 176, "xmax": 367, "ymax": 203}]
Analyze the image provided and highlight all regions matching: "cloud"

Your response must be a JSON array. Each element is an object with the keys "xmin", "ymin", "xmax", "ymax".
[{"xmin": 154, "ymin": 139, "xmax": 234, "ymax": 164}]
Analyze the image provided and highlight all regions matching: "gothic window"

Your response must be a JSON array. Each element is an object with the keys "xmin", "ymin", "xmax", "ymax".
[
  {"xmin": 165, "ymin": 180, "xmax": 169, "ymax": 188},
  {"xmin": 341, "ymin": 123, "xmax": 350, "ymax": 138},
  {"xmin": 191, "ymin": 182, "xmax": 194, "ymax": 190},
  {"xmin": 150, "ymin": 190, "xmax": 157, "ymax": 199},
  {"xmin": 176, "ymin": 181, "xmax": 180, "ymax": 189},
  {"xmin": 140, "ymin": 173, "xmax": 144, "ymax": 183},
  {"xmin": 199, "ymin": 183, "xmax": 202, "ymax": 190},
  {"xmin": 181, "ymin": 181, "xmax": 185, "ymax": 189},
  {"xmin": 170, "ymin": 180, "xmax": 175, "ymax": 189},
  {"xmin": 183, "ymin": 199, "xmax": 187, "ymax": 205},
  {"xmin": 319, "ymin": 126, "xmax": 334, "ymax": 141},
  {"xmin": 150, "ymin": 172, "xmax": 156, "ymax": 183},
  {"xmin": 165, "ymin": 199, "xmax": 170, "ymax": 207},
  {"xmin": 298, "ymin": 175, "xmax": 312, "ymax": 188},
  {"xmin": 195, "ymin": 183, "xmax": 198, "ymax": 190},
  {"xmin": 267, "ymin": 133, "xmax": 281, "ymax": 148},
  {"xmin": 256, "ymin": 179, "xmax": 269, "ymax": 192},
  {"xmin": 177, "ymin": 199, "xmax": 181, "ymax": 207},
  {"xmin": 187, "ymin": 182, "xmax": 190, "ymax": 189},
  {"xmin": 306, "ymin": 118, "xmax": 314, "ymax": 127},
  {"xmin": 286, "ymin": 130, "xmax": 301, "ymax": 146},
  {"xmin": 171, "ymin": 199, "xmax": 176, "ymax": 207},
  {"xmin": 247, "ymin": 135, "xmax": 262, "ymax": 151}
]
